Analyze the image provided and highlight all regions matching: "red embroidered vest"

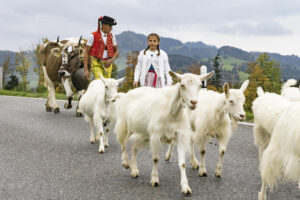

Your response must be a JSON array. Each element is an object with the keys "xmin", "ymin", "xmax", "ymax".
[{"xmin": 90, "ymin": 31, "xmax": 115, "ymax": 59}]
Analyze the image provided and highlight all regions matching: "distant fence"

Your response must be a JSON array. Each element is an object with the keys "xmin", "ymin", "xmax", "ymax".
[{"xmin": 0, "ymin": 66, "xmax": 3, "ymax": 89}]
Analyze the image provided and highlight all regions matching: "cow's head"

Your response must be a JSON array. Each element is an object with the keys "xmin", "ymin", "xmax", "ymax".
[{"xmin": 51, "ymin": 37, "xmax": 84, "ymax": 78}]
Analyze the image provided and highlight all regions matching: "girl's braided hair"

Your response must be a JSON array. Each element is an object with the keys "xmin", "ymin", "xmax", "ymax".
[{"xmin": 144, "ymin": 33, "xmax": 160, "ymax": 56}]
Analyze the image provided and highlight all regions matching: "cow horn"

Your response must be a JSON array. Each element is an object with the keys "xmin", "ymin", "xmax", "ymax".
[
  {"xmin": 78, "ymin": 36, "xmax": 82, "ymax": 47},
  {"xmin": 57, "ymin": 36, "xmax": 60, "ymax": 43}
]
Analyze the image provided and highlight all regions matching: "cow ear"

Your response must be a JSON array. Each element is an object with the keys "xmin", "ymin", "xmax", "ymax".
[
  {"xmin": 51, "ymin": 47, "xmax": 61, "ymax": 57},
  {"xmin": 78, "ymin": 47, "xmax": 84, "ymax": 57}
]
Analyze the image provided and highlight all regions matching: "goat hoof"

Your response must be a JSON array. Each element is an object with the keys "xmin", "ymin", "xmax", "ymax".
[
  {"xmin": 105, "ymin": 144, "xmax": 109, "ymax": 147},
  {"xmin": 64, "ymin": 103, "xmax": 72, "ymax": 109},
  {"xmin": 76, "ymin": 112, "xmax": 83, "ymax": 117},
  {"xmin": 182, "ymin": 187, "xmax": 192, "ymax": 195},
  {"xmin": 191, "ymin": 162, "xmax": 199, "ymax": 169},
  {"xmin": 151, "ymin": 181, "xmax": 159, "ymax": 187},
  {"xmin": 150, "ymin": 177, "xmax": 159, "ymax": 187},
  {"xmin": 165, "ymin": 156, "xmax": 170, "ymax": 162},
  {"xmin": 46, "ymin": 106, "xmax": 52, "ymax": 112},
  {"xmin": 199, "ymin": 172, "xmax": 207, "ymax": 177},
  {"xmin": 131, "ymin": 169, "xmax": 139, "ymax": 178},
  {"xmin": 122, "ymin": 163, "xmax": 130, "ymax": 169},
  {"xmin": 215, "ymin": 173, "xmax": 221, "ymax": 178},
  {"xmin": 98, "ymin": 149, "xmax": 105, "ymax": 154},
  {"xmin": 53, "ymin": 108, "xmax": 60, "ymax": 113}
]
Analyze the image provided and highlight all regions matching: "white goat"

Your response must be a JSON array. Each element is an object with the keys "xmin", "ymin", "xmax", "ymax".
[
  {"xmin": 281, "ymin": 79, "xmax": 300, "ymax": 101},
  {"xmin": 114, "ymin": 71, "xmax": 214, "ymax": 194},
  {"xmin": 78, "ymin": 75, "xmax": 124, "ymax": 153},
  {"xmin": 258, "ymin": 102, "xmax": 300, "ymax": 200},
  {"xmin": 252, "ymin": 87, "xmax": 291, "ymax": 160},
  {"xmin": 165, "ymin": 80, "xmax": 248, "ymax": 178}
]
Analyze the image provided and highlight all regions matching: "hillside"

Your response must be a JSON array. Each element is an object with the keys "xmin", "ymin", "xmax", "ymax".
[{"xmin": 1, "ymin": 31, "xmax": 300, "ymax": 88}]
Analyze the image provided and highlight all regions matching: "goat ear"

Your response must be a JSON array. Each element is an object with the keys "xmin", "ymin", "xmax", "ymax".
[
  {"xmin": 50, "ymin": 47, "xmax": 61, "ymax": 57},
  {"xmin": 111, "ymin": 92, "xmax": 124, "ymax": 102},
  {"xmin": 116, "ymin": 77, "xmax": 125, "ymax": 85},
  {"xmin": 240, "ymin": 80, "xmax": 249, "ymax": 92},
  {"xmin": 200, "ymin": 71, "xmax": 214, "ymax": 81},
  {"xmin": 169, "ymin": 71, "xmax": 182, "ymax": 83},
  {"xmin": 256, "ymin": 86, "xmax": 264, "ymax": 97},
  {"xmin": 223, "ymin": 82, "xmax": 230, "ymax": 98}
]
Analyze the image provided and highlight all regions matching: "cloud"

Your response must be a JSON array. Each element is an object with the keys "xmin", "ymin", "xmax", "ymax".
[
  {"xmin": 0, "ymin": 0, "xmax": 300, "ymax": 56},
  {"xmin": 214, "ymin": 20, "xmax": 292, "ymax": 36}
]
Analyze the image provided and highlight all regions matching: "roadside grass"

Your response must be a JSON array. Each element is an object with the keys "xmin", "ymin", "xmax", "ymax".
[
  {"xmin": 0, "ymin": 89, "xmax": 254, "ymax": 122},
  {"xmin": 0, "ymin": 89, "xmax": 77, "ymax": 100}
]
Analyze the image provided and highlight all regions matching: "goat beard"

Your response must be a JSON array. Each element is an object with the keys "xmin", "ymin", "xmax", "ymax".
[{"xmin": 229, "ymin": 114, "xmax": 238, "ymax": 130}]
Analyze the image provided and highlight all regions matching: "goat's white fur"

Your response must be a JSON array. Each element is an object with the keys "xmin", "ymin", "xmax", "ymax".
[
  {"xmin": 281, "ymin": 79, "xmax": 300, "ymax": 101},
  {"xmin": 252, "ymin": 87, "xmax": 291, "ymax": 161},
  {"xmin": 165, "ymin": 80, "xmax": 249, "ymax": 178},
  {"xmin": 258, "ymin": 102, "xmax": 300, "ymax": 200},
  {"xmin": 78, "ymin": 75, "xmax": 124, "ymax": 153},
  {"xmin": 114, "ymin": 71, "xmax": 214, "ymax": 194}
]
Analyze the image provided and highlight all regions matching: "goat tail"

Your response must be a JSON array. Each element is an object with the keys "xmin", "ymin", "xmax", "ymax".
[
  {"xmin": 281, "ymin": 79, "xmax": 297, "ymax": 93},
  {"xmin": 256, "ymin": 87, "xmax": 264, "ymax": 97},
  {"xmin": 114, "ymin": 117, "xmax": 128, "ymax": 146},
  {"xmin": 259, "ymin": 146, "xmax": 282, "ymax": 190}
]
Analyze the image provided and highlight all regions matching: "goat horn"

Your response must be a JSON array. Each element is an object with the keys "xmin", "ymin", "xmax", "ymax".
[
  {"xmin": 78, "ymin": 36, "xmax": 82, "ymax": 47},
  {"xmin": 57, "ymin": 36, "xmax": 59, "ymax": 43}
]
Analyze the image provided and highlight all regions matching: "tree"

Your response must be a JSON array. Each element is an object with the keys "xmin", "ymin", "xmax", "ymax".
[
  {"xmin": 16, "ymin": 50, "xmax": 31, "ymax": 91},
  {"xmin": 111, "ymin": 63, "xmax": 118, "ymax": 78},
  {"xmin": 119, "ymin": 51, "xmax": 138, "ymax": 93},
  {"xmin": 244, "ymin": 53, "xmax": 282, "ymax": 112},
  {"xmin": 211, "ymin": 54, "xmax": 222, "ymax": 89},
  {"xmin": 34, "ymin": 38, "xmax": 48, "ymax": 92},
  {"xmin": 257, "ymin": 53, "xmax": 281, "ymax": 93},
  {"xmin": 187, "ymin": 63, "xmax": 201, "ymax": 75},
  {"xmin": 4, "ymin": 73, "xmax": 19, "ymax": 90},
  {"xmin": 2, "ymin": 55, "xmax": 13, "ymax": 86}
]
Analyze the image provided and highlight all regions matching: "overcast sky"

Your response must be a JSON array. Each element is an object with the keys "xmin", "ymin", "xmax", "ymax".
[{"xmin": 1, "ymin": 0, "xmax": 300, "ymax": 56}]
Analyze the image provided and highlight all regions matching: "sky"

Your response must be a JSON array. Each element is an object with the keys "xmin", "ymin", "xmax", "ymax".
[{"xmin": 1, "ymin": 0, "xmax": 300, "ymax": 57}]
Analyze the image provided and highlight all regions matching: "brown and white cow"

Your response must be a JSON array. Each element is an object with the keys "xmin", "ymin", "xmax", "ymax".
[{"xmin": 38, "ymin": 37, "xmax": 89, "ymax": 116}]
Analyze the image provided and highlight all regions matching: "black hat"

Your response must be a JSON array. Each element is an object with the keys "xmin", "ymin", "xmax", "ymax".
[{"xmin": 99, "ymin": 16, "xmax": 117, "ymax": 26}]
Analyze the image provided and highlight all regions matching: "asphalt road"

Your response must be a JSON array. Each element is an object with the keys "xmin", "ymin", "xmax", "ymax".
[{"xmin": 0, "ymin": 95, "xmax": 299, "ymax": 200}]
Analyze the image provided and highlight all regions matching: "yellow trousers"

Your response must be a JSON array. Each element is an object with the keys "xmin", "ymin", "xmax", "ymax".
[{"xmin": 90, "ymin": 57, "xmax": 113, "ymax": 79}]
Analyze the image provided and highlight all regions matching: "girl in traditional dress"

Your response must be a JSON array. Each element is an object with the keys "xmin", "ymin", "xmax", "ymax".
[{"xmin": 133, "ymin": 33, "xmax": 172, "ymax": 88}]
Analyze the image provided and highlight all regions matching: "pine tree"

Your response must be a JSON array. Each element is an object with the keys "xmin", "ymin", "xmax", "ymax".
[
  {"xmin": 4, "ymin": 73, "xmax": 19, "ymax": 90},
  {"xmin": 211, "ymin": 54, "xmax": 222, "ymax": 89}
]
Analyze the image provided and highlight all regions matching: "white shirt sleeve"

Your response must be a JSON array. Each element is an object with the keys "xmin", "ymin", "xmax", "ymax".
[
  {"xmin": 134, "ymin": 52, "xmax": 143, "ymax": 82},
  {"xmin": 87, "ymin": 34, "xmax": 94, "ymax": 46},
  {"xmin": 112, "ymin": 33, "xmax": 117, "ymax": 46},
  {"xmin": 163, "ymin": 53, "xmax": 173, "ymax": 85}
]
